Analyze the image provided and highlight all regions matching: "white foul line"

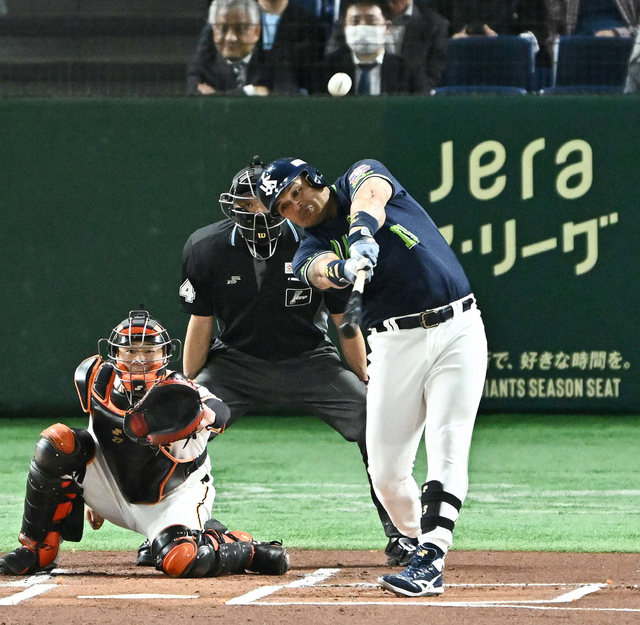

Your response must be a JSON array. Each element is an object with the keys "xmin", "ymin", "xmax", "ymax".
[
  {"xmin": 550, "ymin": 583, "xmax": 606, "ymax": 602},
  {"xmin": 0, "ymin": 584, "xmax": 57, "ymax": 605},
  {"xmin": 240, "ymin": 580, "xmax": 607, "ymax": 609},
  {"xmin": 78, "ymin": 594, "xmax": 199, "ymax": 600},
  {"xmin": 226, "ymin": 568, "xmax": 340, "ymax": 605}
]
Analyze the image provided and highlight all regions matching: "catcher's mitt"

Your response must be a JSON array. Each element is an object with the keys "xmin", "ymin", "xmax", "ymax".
[{"xmin": 123, "ymin": 375, "xmax": 204, "ymax": 446}]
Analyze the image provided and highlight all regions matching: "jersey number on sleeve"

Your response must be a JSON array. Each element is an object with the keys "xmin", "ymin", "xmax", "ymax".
[{"xmin": 180, "ymin": 279, "xmax": 196, "ymax": 303}]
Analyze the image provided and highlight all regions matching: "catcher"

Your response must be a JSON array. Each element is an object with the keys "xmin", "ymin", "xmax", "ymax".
[{"xmin": 0, "ymin": 309, "xmax": 289, "ymax": 578}]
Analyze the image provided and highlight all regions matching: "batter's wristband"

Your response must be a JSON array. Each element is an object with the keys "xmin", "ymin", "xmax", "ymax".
[
  {"xmin": 324, "ymin": 260, "xmax": 347, "ymax": 287},
  {"xmin": 349, "ymin": 211, "xmax": 380, "ymax": 236}
]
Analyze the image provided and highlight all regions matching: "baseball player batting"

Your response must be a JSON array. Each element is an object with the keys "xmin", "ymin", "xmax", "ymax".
[
  {"xmin": 0, "ymin": 310, "xmax": 289, "ymax": 578},
  {"xmin": 257, "ymin": 158, "xmax": 488, "ymax": 597}
]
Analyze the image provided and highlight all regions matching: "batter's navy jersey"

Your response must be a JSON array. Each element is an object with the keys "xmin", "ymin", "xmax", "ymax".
[
  {"xmin": 181, "ymin": 219, "xmax": 349, "ymax": 361},
  {"xmin": 293, "ymin": 160, "xmax": 471, "ymax": 328}
]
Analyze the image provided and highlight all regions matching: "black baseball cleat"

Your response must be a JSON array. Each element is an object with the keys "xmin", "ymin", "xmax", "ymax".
[
  {"xmin": 248, "ymin": 541, "xmax": 290, "ymax": 575},
  {"xmin": 136, "ymin": 539, "xmax": 155, "ymax": 567},
  {"xmin": 385, "ymin": 536, "xmax": 419, "ymax": 567},
  {"xmin": 0, "ymin": 546, "xmax": 54, "ymax": 575}
]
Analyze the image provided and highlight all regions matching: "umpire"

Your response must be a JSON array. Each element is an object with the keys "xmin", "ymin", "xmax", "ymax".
[{"xmin": 176, "ymin": 156, "xmax": 413, "ymax": 566}]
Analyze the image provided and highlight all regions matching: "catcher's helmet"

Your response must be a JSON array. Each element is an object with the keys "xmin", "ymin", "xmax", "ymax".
[
  {"xmin": 100, "ymin": 310, "xmax": 181, "ymax": 401},
  {"xmin": 257, "ymin": 158, "xmax": 326, "ymax": 217},
  {"xmin": 220, "ymin": 156, "xmax": 285, "ymax": 260}
]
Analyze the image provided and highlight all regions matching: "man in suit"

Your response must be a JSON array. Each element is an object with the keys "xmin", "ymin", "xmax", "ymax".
[
  {"xmin": 326, "ymin": 0, "xmax": 449, "ymax": 93},
  {"xmin": 386, "ymin": 0, "xmax": 450, "ymax": 92},
  {"xmin": 257, "ymin": 0, "xmax": 328, "ymax": 94},
  {"xmin": 188, "ymin": 0, "xmax": 326, "ymax": 95},
  {"xmin": 188, "ymin": 0, "xmax": 300, "ymax": 95},
  {"xmin": 316, "ymin": 0, "xmax": 412, "ymax": 94}
]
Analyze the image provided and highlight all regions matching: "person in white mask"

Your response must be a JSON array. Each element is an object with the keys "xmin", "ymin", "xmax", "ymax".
[{"xmin": 313, "ymin": 0, "xmax": 413, "ymax": 94}]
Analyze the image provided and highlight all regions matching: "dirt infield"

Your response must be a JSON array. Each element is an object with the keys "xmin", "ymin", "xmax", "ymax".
[{"xmin": 1, "ymin": 550, "xmax": 639, "ymax": 625}]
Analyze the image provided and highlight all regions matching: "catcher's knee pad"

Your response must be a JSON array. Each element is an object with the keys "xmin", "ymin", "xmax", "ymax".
[
  {"xmin": 248, "ymin": 542, "xmax": 290, "ymax": 575},
  {"xmin": 35, "ymin": 424, "xmax": 95, "ymax": 477},
  {"xmin": 152, "ymin": 525, "xmax": 228, "ymax": 578},
  {"xmin": 152, "ymin": 526, "xmax": 201, "ymax": 578},
  {"xmin": 420, "ymin": 480, "xmax": 462, "ymax": 534},
  {"xmin": 152, "ymin": 525, "xmax": 254, "ymax": 578}
]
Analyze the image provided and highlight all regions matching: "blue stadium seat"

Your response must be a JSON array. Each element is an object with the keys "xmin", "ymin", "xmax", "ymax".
[
  {"xmin": 431, "ymin": 36, "xmax": 536, "ymax": 95},
  {"xmin": 541, "ymin": 36, "xmax": 634, "ymax": 95},
  {"xmin": 431, "ymin": 85, "xmax": 528, "ymax": 96}
]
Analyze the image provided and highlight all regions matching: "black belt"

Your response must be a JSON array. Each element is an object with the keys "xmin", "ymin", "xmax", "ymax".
[{"xmin": 372, "ymin": 297, "xmax": 473, "ymax": 333}]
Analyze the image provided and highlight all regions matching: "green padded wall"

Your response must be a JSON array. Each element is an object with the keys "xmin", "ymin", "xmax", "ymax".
[{"xmin": 1, "ymin": 96, "xmax": 638, "ymax": 414}]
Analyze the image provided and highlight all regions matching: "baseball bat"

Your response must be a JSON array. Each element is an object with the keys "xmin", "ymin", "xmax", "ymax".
[{"xmin": 339, "ymin": 268, "xmax": 367, "ymax": 339}]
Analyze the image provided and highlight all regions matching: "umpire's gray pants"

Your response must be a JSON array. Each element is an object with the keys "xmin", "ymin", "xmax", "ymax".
[{"xmin": 196, "ymin": 342, "xmax": 397, "ymax": 537}]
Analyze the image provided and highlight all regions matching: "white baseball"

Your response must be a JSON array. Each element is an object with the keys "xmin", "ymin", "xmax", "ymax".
[{"xmin": 328, "ymin": 72, "xmax": 352, "ymax": 97}]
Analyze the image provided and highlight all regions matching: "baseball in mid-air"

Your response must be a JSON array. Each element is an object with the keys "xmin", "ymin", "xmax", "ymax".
[{"xmin": 328, "ymin": 72, "xmax": 352, "ymax": 97}]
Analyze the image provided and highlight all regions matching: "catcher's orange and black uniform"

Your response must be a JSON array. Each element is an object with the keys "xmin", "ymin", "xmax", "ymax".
[
  {"xmin": 0, "ymin": 309, "xmax": 289, "ymax": 578},
  {"xmin": 75, "ymin": 355, "xmax": 225, "ymax": 506}
]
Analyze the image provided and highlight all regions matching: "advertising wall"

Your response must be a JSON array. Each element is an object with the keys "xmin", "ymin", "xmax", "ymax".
[{"xmin": 1, "ymin": 97, "xmax": 637, "ymax": 414}]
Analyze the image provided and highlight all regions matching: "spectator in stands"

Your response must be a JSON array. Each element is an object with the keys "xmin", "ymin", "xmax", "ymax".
[
  {"xmin": 431, "ymin": 1, "xmax": 547, "ymax": 65},
  {"xmin": 542, "ymin": 0, "xmax": 638, "ymax": 66},
  {"xmin": 544, "ymin": 0, "xmax": 638, "ymax": 38},
  {"xmin": 257, "ymin": 0, "xmax": 328, "ymax": 93},
  {"xmin": 624, "ymin": 26, "xmax": 640, "ymax": 91},
  {"xmin": 188, "ymin": 0, "xmax": 292, "ymax": 95},
  {"xmin": 327, "ymin": 0, "xmax": 449, "ymax": 92},
  {"xmin": 428, "ymin": 1, "xmax": 543, "ymax": 37},
  {"xmin": 189, "ymin": 0, "xmax": 326, "ymax": 95},
  {"xmin": 314, "ymin": 0, "xmax": 412, "ymax": 94}
]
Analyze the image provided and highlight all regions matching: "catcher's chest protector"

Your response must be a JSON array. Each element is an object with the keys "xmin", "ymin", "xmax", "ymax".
[{"xmin": 89, "ymin": 365, "xmax": 203, "ymax": 504}]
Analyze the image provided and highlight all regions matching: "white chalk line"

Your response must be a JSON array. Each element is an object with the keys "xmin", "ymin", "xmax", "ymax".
[
  {"xmin": 245, "ymin": 602, "xmax": 640, "ymax": 612},
  {"xmin": 229, "ymin": 571, "xmax": 608, "ymax": 609},
  {"xmin": 78, "ymin": 594, "xmax": 199, "ymax": 600},
  {"xmin": 225, "ymin": 568, "xmax": 340, "ymax": 605},
  {"xmin": 316, "ymin": 581, "xmax": 604, "ymax": 589},
  {"xmin": 0, "ymin": 583, "xmax": 57, "ymax": 605}
]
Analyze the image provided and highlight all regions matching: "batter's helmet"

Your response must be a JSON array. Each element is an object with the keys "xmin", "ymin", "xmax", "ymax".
[
  {"xmin": 100, "ymin": 310, "xmax": 181, "ymax": 402},
  {"xmin": 220, "ymin": 156, "xmax": 285, "ymax": 260},
  {"xmin": 257, "ymin": 158, "xmax": 327, "ymax": 216}
]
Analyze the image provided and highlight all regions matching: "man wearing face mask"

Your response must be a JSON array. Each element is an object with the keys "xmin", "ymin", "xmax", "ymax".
[{"xmin": 314, "ymin": 0, "xmax": 412, "ymax": 94}]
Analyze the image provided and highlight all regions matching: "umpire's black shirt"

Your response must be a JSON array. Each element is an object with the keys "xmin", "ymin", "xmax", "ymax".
[{"xmin": 180, "ymin": 219, "xmax": 347, "ymax": 361}]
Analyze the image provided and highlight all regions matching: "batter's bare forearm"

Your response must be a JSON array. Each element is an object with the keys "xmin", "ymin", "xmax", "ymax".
[
  {"xmin": 332, "ymin": 313, "xmax": 368, "ymax": 381},
  {"xmin": 183, "ymin": 315, "xmax": 214, "ymax": 379}
]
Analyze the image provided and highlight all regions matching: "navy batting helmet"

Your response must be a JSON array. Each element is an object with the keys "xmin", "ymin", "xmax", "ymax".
[{"xmin": 257, "ymin": 158, "xmax": 326, "ymax": 216}]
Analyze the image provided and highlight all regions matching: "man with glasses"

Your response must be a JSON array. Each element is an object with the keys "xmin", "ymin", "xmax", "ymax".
[{"xmin": 188, "ymin": 0, "xmax": 296, "ymax": 95}]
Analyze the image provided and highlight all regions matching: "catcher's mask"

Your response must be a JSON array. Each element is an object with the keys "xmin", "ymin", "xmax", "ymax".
[
  {"xmin": 219, "ymin": 155, "xmax": 285, "ymax": 260},
  {"xmin": 99, "ymin": 310, "xmax": 181, "ymax": 402}
]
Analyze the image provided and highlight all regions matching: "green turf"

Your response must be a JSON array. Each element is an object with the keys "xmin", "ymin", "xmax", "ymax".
[{"xmin": 1, "ymin": 414, "xmax": 639, "ymax": 554}]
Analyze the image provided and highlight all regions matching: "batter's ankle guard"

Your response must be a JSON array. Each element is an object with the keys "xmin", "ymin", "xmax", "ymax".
[{"xmin": 420, "ymin": 481, "xmax": 462, "ymax": 534}]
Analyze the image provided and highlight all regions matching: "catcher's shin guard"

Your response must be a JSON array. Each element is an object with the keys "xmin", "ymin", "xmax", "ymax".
[{"xmin": 1, "ymin": 425, "xmax": 95, "ymax": 575}]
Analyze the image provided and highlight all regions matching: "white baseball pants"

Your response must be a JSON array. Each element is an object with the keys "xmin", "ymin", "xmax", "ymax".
[{"xmin": 366, "ymin": 296, "xmax": 487, "ymax": 553}]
